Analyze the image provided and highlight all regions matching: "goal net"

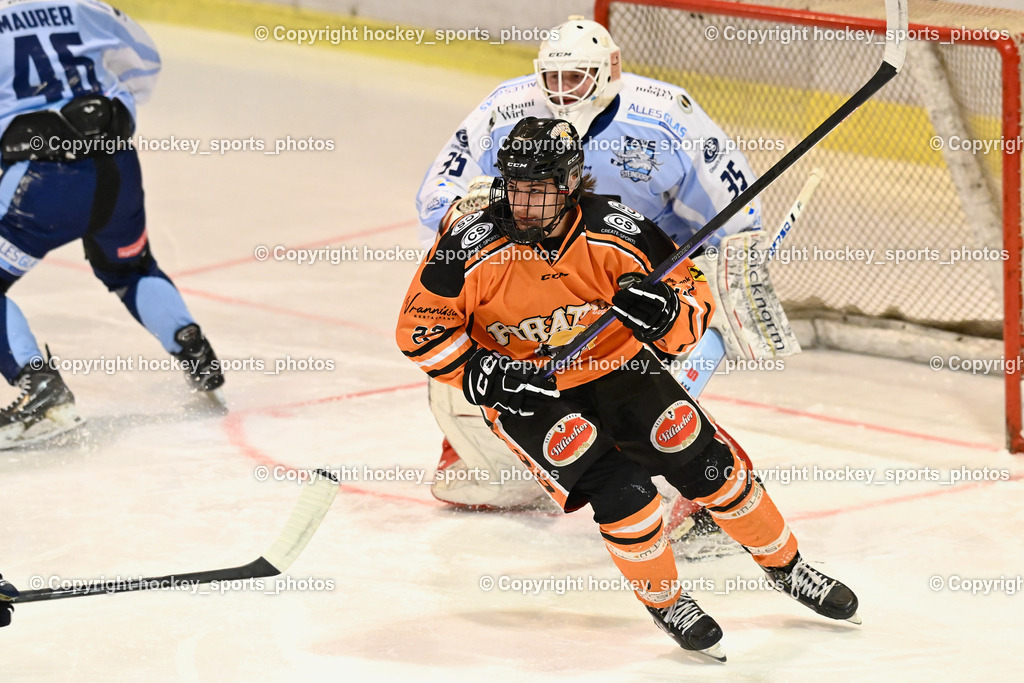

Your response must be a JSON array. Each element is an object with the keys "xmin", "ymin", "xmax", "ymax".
[{"xmin": 598, "ymin": 0, "xmax": 1024, "ymax": 450}]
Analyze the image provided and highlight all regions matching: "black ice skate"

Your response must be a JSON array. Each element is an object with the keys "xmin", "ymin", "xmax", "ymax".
[
  {"xmin": 172, "ymin": 324, "xmax": 226, "ymax": 410},
  {"xmin": 0, "ymin": 364, "xmax": 84, "ymax": 449},
  {"xmin": 763, "ymin": 552, "xmax": 861, "ymax": 624},
  {"xmin": 646, "ymin": 592, "xmax": 726, "ymax": 662},
  {"xmin": 173, "ymin": 323, "xmax": 225, "ymax": 391}
]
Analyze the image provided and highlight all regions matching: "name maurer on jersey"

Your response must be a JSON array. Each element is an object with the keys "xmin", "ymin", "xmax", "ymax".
[
  {"xmin": 0, "ymin": 6, "xmax": 75, "ymax": 33},
  {"xmin": 486, "ymin": 303, "xmax": 598, "ymax": 346}
]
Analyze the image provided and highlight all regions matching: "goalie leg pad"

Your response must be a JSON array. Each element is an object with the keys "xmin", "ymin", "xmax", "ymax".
[
  {"xmin": 428, "ymin": 378, "xmax": 553, "ymax": 509},
  {"xmin": 698, "ymin": 232, "xmax": 801, "ymax": 360}
]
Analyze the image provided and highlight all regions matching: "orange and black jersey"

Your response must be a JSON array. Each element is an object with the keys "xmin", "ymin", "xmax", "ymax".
[{"xmin": 397, "ymin": 194, "xmax": 715, "ymax": 391}]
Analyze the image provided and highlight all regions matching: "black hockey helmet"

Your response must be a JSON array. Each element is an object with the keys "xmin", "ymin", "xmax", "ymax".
[{"xmin": 490, "ymin": 117, "xmax": 585, "ymax": 244}]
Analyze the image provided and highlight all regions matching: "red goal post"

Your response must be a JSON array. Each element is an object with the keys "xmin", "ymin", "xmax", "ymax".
[{"xmin": 595, "ymin": 0, "xmax": 1024, "ymax": 451}]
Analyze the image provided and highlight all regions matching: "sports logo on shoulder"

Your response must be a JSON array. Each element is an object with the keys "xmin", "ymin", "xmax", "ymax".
[
  {"xmin": 450, "ymin": 211, "xmax": 484, "ymax": 235},
  {"xmin": 703, "ymin": 137, "xmax": 721, "ymax": 164},
  {"xmin": 461, "ymin": 222, "xmax": 494, "ymax": 249},
  {"xmin": 603, "ymin": 213, "xmax": 641, "ymax": 235},
  {"xmin": 543, "ymin": 413, "xmax": 597, "ymax": 466},
  {"xmin": 424, "ymin": 196, "xmax": 451, "ymax": 214},
  {"xmin": 650, "ymin": 400, "xmax": 701, "ymax": 453},
  {"xmin": 676, "ymin": 93, "xmax": 693, "ymax": 114},
  {"xmin": 608, "ymin": 201, "xmax": 644, "ymax": 221},
  {"xmin": 611, "ymin": 136, "xmax": 661, "ymax": 183}
]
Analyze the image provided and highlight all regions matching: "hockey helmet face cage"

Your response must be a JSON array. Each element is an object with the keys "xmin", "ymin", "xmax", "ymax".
[
  {"xmin": 535, "ymin": 17, "xmax": 623, "ymax": 134},
  {"xmin": 492, "ymin": 117, "xmax": 584, "ymax": 245}
]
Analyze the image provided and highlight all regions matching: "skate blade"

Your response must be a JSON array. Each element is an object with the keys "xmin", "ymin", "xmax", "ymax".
[
  {"xmin": 845, "ymin": 612, "xmax": 862, "ymax": 625},
  {"xmin": 186, "ymin": 388, "xmax": 228, "ymax": 416},
  {"xmin": 0, "ymin": 405, "xmax": 85, "ymax": 450},
  {"xmin": 697, "ymin": 643, "xmax": 727, "ymax": 662},
  {"xmin": 205, "ymin": 388, "xmax": 228, "ymax": 413}
]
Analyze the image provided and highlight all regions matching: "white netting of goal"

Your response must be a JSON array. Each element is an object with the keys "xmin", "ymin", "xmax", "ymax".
[{"xmin": 606, "ymin": 0, "xmax": 1024, "ymax": 344}]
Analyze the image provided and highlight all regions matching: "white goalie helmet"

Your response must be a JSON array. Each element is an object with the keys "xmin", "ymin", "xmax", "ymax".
[{"xmin": 535, "ymin": 16, "xmax": 623, "ymax": 135}]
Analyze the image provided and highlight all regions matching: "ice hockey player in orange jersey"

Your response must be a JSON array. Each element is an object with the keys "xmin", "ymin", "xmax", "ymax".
[{"xmin": 396, "ymin": 117, "xmax": 859, "ymax": 660}]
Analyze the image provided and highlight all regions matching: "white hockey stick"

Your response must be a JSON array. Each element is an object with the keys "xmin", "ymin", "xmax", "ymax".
[
  {"xmin": 676, "ymin": 169, "xmax": 824, "ymax": 396},
  {"xmin": 7, "ymin": 469, "xmax": 339, "ymax": 604},
  {"xmin": 764, "ymin": 169, "xmax": 823, "ymax": 264}
]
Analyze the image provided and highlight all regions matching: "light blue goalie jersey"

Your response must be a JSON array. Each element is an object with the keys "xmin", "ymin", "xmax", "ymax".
[
  {"xmin": 0, "ymin": 0, "xmax": 160, "ymax": 134},
  {"xmin": 416, "ymin": 73, "xmax": 763, "ymax": 248}
]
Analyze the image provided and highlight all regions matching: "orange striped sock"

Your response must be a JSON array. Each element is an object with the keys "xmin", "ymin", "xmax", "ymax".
[
  {"xmin": 694, "ymin": 445, "xmax": 798, "ymax": 568},
  {"xmin": 599, "ymin": 497, "xmax": 680, "ymax": 607}
]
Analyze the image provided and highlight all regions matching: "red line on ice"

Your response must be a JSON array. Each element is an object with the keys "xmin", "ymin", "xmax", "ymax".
[
  {"xmin": 174, "ymin": 285, "xmax": 389, "ymax": 336},
  {"xmin": 788, "ymin": 473, "xmax": 1023, "ymax": 522},
  {"xmin": 169, "ymin": 218, "xmax": 418, "ymax": 278},
  {"xmin": 40, "ymin": 258, "xmax": 392, "ymax": 336},
  {"xmin": 222, "ymin": 384, "xmax": 1013, "ymax": 518},
  {"xmin": 222, "ymin": 382, "xmax": 442, "ymax": 507},
  {"xmin": 701, "ymin": 392, "xmax": 999, "ymax": 452}
]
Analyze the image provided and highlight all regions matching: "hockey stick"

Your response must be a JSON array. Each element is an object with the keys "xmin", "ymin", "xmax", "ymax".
[
  {"xmin": 763, "ymin": 169, "xmax": 823, "ymax": 266},
  {"xmin": 676, "ymin": 169, "xmax": 823, "ymax": 396},
  {"xmin": 8, "ymin": 468, "xmax": 339, "ymax": 604},
  {"xmin": 539, "ymin": 0, "xmax": 908, "ymax": 380}
]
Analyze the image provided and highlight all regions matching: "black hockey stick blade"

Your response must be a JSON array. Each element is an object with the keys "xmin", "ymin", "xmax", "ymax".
[
  {"xmin": 10, "ymin": 468, "xmax": 340, "ymax": 604},
  {"xmin": 539, "ymin": 0, "xmax": 908, "ymax": 379}
]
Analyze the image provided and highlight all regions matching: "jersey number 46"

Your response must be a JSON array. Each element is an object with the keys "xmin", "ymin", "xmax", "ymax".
[{"xmin": 13, "ymin": 32, "xmax": 99, "ymax": 103}]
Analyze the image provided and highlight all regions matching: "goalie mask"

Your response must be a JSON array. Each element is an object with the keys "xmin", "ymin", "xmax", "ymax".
[
  {"xmin": 535, "ymin": 16, "xmax": 623, "ymax": 134},
  {"xmin": 491, "ymin": 117, "xmax": 584, "ymax": 245}
]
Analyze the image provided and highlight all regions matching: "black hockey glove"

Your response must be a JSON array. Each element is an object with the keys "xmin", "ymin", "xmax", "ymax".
[
  {"xmin": 463, "ymin": 349, "xmax": 559, "ymax": 417},
  {"xmin": 611, "ymin": 272, "xmax": 681, "ymax": 343},
  {"xmin": 0, "ymin": 574, "xmax": 16, "ymax": 627}
]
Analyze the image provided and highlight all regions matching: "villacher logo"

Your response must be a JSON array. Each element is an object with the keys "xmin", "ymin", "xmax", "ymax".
[
  {"xmin": 651, "ymin": 400, "xmax": 701, "ymax": 453},
  {"xmin": 543, "ymin": 413, "xmax": 597, "ymax": 466}
]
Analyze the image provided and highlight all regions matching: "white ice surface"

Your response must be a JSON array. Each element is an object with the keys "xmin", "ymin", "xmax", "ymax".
[{"xmin": 2, "ymin": 23, "xmax": 1023, "ymax": 682}]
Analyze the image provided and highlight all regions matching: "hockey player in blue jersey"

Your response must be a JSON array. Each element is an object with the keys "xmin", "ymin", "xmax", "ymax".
[
  {"xmin": 415, "ymin": 16, "xmax": 803, "ymax": 558},
  {"xmin": 0, "ymin": 0, "xmax": 224, "ymax": 448},
  {"xmin": 416, "ymin": 18, "xmax": 762, "ymax": 248}
]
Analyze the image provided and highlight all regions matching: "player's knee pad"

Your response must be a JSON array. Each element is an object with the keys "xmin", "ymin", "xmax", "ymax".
[
  {"xmin": 663, "ymin": 435, "xmax": 735, "ymax": 501},
  {"xmin": 85, "ymin": 240, "xmax": 161, "ymax": 295},
  {"xmin": 87, "ymin": 246, "xmax": 173, "ymax": 323},
  {"xmin": 670, "ymin": 435, "xmax": 798, "ymax": 567},
  {"xmin": 576, "ymin": 450, "xmax": 660, "ymax": 525}
]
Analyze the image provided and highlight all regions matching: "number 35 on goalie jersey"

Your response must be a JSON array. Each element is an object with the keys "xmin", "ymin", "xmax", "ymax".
[{"xmin": 396, "ymin": 195, "xmax": 716, "ymax": 391}]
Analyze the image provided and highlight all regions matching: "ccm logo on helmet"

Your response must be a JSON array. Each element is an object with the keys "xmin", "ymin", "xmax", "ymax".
[{"xmin": 650, "ymin": 400, "xmax": 701, "ymax": 453}]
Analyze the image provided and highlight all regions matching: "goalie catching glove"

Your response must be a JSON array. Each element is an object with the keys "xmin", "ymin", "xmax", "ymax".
[
  {"xmin": 611, "ymin": 273, "xmax": 681, "ymax": 343},
  {"xmin": 440, "ymin": 176, "xmax": 496, "ymax": 233},
  {"xmin": 462, "ymin": 348, "xmax": 559, "ymax": 417}
]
